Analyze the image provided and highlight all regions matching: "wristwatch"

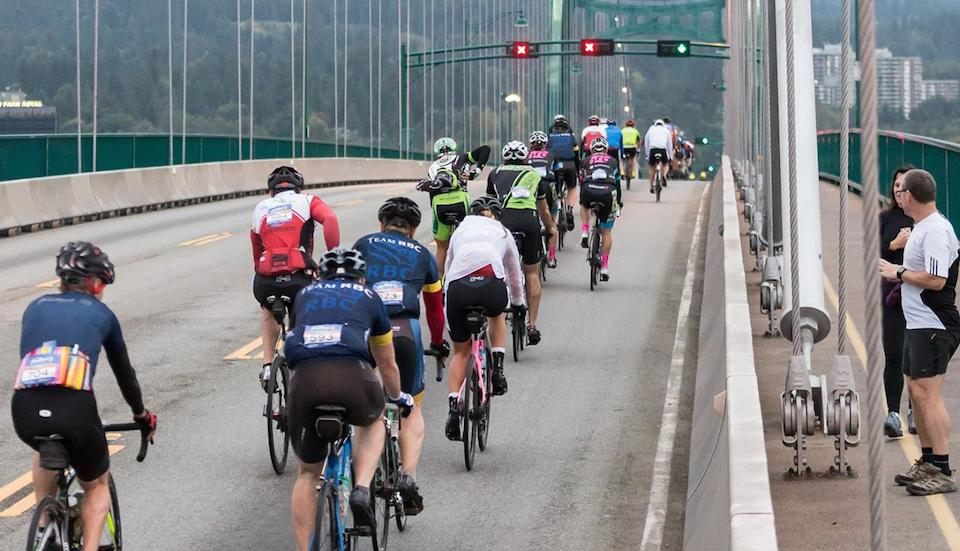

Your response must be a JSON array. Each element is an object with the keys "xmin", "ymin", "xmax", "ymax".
[{"xmin": 896, "ymin": 267, "xmax": 907, "ymax": 280}]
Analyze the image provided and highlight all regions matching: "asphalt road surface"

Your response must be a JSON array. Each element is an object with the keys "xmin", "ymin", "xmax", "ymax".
[{"xmin": 0, "ymin": 178, "xmax": 704, "ymax": 550}]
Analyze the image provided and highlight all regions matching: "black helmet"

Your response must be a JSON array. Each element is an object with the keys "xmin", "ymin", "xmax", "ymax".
[
  {"xmin": 267, "ymin": 165, "xmax": 304, "ymax": 192},
  {"xmin": 56, "ymin": 241, "xmax": 116, "ymax": 285},
  {"xmin": 378, "ymin": 196, "xmax": 422, "ymax": 227},
  {"xmin": 470, "ymin": 195, "xmax": 502, "ymax": 219},
  {"xmin": 418, "ymin": 170, "xmax": 456, "ymax": 194},
  {"xmin": 317, "ymin": 247, "xmax": 367, "ymax": 280}
]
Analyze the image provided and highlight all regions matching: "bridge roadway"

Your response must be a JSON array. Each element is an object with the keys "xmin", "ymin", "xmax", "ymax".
[{"xmin": 0, "ymin": 178, "xmax": 705, "ymax": 549}]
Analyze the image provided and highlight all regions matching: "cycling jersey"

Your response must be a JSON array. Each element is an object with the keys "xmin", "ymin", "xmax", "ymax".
[
  {"xmin": 486, "ymin": 165, "xmax": 548, "ymax": 210},
  {"xmin": 581, "ymin": 125, "xmax": 607, "ymax": 152},
  {"xmin": 16, "ymin": 292, "xmax": 144, "ymax": 413},
  {"xmin": 353, "ymin": 230, "xmax": 441, "ymax": 319},
  {"xmin": 580, "ymin": 153, "xmax": 622, "ymax": 229},
  {"xmin": 622, "ymin": 127, "xmax": 641, "ymax": 148},
  {"xmin": 284, "ymin": 279, "xmax": 392, "ymax": 367},
  {"xmin": 251, "ymin": 190, "xmax": 340, "ymax": 276},
  {"xmin": 605, "ymin": 125, "xmax": 623, "ymax": 151},
  {"xmin": 644, "ymin": 125, "xmax": 674, "ymax": 161},
  {"xmin": 427, "ymin": 145, "xmax": 491, "ymax": 183},
  {"xmin": 546, "ymin": 127, "xmax": 580, "ymax": 162},
  {"xmin": 526, "ymin": 149, "xmax": 557, "ymax": 181},
  {"xmin": 444, "ymin": 215, "xmax": 525, "ymax": 305}
]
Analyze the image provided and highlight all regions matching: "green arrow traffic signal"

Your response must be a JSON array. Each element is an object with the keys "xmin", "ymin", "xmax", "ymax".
[{"xmin": 656, "ymin": 40, "xmax": 692, "ymax": 58}]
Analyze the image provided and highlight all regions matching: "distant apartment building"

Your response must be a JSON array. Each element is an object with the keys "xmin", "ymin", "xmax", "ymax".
[{"xmin": 812, "ymin": 44, "xmax": 958, "ymax": 120}]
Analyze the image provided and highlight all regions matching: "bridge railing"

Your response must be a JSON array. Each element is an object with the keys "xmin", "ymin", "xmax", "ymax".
[
  {"xmin": 817, "ymin": 129, "xmax": 960, "ymax": 223},
  {"xmin": 0, "ymin": 133, "xmax": 429, "ymax": 183}
]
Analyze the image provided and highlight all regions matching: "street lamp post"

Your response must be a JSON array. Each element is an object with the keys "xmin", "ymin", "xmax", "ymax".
[{"xmin": 504, "ymin": 93, "xmax": 521, "ymax": 140}]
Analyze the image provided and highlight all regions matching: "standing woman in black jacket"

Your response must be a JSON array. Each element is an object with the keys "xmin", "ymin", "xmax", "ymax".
[{"xmin": 881, "ymin": 164, "xmax": 917, "ymax": 437}]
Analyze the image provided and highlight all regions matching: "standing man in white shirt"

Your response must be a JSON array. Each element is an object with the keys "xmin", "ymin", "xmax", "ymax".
[
  {"xmin": 644, "ymin": 119, "xmax": 674, "ymax": 194},
  {"xmin": 880, "ymin": 169, "xmax": 960, "ymax": 496}
]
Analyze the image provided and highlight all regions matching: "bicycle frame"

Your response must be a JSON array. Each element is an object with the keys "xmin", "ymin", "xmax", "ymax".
[
  {"xmin": 320, "ymin": 435, "xmax": 354, "ymax": 551},
  {"xmin": 459, "ymin": 332, "xmax": 489, "ymax": 408}
]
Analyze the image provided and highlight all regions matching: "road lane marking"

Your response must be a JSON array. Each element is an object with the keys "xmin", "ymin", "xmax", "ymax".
[
  {"xmin": 179, "ymin": 233, "xmax": 221, "ymax": 247},
  {"xmin": 0, "ymin": 445, "xmax": 125, "ymax": 518},
  {"xmin": 0, "ymin": 473, "xmax": 32, "ymax": 503},
  {"xmin": 178, "ymin": 232, "xmax": 232, "ymax": 247},
  {"xmin": 224, "ymin": 337, "xmax": 263, "ymax": 360},
  {"xmin": 36, "ymin": 278, "xmax": 60, "ymax": 289},
  {"xmin": 640, "ymin": 184, "xmax": 709, "ymax": 551},
  {"xmin": 331, "ymin": 199, "xmax": 365, "ymax": 207},
  {"xmin": 823, "ymin": 273, "xmax": 960, "ymax": 550}
]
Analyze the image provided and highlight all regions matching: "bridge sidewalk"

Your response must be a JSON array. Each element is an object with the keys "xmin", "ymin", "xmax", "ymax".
[{"xmin": 741, "ymin": 181, "xmax": 960, "ymax": 550}]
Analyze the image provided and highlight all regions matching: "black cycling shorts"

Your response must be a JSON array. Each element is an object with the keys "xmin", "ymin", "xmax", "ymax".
[
  {"xmin": 622, "ymin": 147, "xmax": 638, "ymax": 159},
  {"xmin": 580, "ymin": 183, "xmax": 616, "ymax": 226},
  {"xmin": 252, "ymin": 271, "xmax": 312, "ymax": 309},
  {"xmin": 446, "ymin": 275, "xmax": 508, "ymax": 343},
  {"xmin": 555, "ymin": 162, "xmax": 578, "ymax": 191},
  {"xmin": 501, "ymin": 208, "xmax": 543, "ymax": 266},
  {"xmin": 902, "ymin": 328, "xmax": 960, "ymax": 379},
  {"xmin": 390, "ymin": 317, "xmax": 426, "ymax": 397},
  {"xmin": 12, "ymin": 388, "xmax": 109, "ymax": 482},
  {"xmin": 648, "ymin": 148, "xmax": 668, "ymax": 166},
  {"xmin": 607, "ymin": 148, "xmax": 621, "ymax": 161},
  {"xmin": 287, "ymin": 358, "xmax": 385, "ymax": 464}
]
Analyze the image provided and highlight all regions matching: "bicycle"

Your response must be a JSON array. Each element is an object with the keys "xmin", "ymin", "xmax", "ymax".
[
  {"xmin": 373, "ymin": 403, "xmax": 405, "ymax": 545},
  {"xmin": 539, "ymin": 231, "xmax": 548, "ymax": 283},
  {"xmin": 26, "ymin": 421, "xmax": 152, "ymax": 551},
  {"xmin": 652, "ymin": 155, "xmax": 666, "ymax": 203},
  {"xmin": 586, "ymin": 202, "xmax": 605, "ymax": 291},
  {"xmin": 264, "ymin": 295, "xmax": 291, "ymax": 475},
  {"xmin": 622, "ymin": 150, "xmax": 638, "ymax": 191},
  {"xmin": 456, "ymin": 306, "xmax": 493, "ymax": 471},
  {"xmin": 553, "ymin": 177, "xmax": 568, "ymax": 251}
]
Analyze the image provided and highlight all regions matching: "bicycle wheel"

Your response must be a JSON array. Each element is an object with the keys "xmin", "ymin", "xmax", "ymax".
[
  {"xmin": 477, "ymin": 351, "xmax": 492, "ymax": 451},
  {"xmin": 589, "ymin": 228, "xmax": 601, "ymax": 291},
  {"xmin": 655, "ymin": 174, "xmax": 663, "ymax": 203},
  {"xmin": 106, "ymin": 474, "xmax": 122, "ymax": 550},
  {"xmin": 388, "ymin": 439, "xmax": 407, "ymax": 532},
  {"xmin": 626, "ymin": 174, "xmax": 632, "ymax": 191},
  {"xmin": 372, "ymin": 459, "xmax": 389, "ymax": 551},
  {"xmin": 266, "ymin": 355, "xmax": 290, "ymax": 475},
  {"xmin": 26, "ymin": 497, "xmax": 67, "ymax": 551},
  {"xmin": 510, "ymin": 314, "xmax": 521, "ymax": 363},
  {"xmin": 311, "ymin": 482, "xmax": 337, "ymax": 551},
  {"xmin": 462, "ymin": 355, "xmax": 477, "ymax": 471}
]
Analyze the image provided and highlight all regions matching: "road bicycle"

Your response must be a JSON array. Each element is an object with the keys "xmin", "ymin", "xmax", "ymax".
[
  {"xmin": 539, "ymin": 231, "xmax": 548, "ymax": 283},
  {"xmin": 552, "ymin": 176, "xmax": 568, "ymax": 251},
  {"xmin": 622, "ymin": 150, "xmax": 638, "ymax": 191},
  {"xmin": 456, "ymin": 306, "xmax": 493, "ymax": 471},
  {"xmin": 25, "ymin": 421, "xmax": 152, "ymax": 551},
  {"xmin": 373, "ymin": 403, "xmax": 406, "ymax": 548},
  {"xmin": 509, "ymin": 232, "xmax": 530, "ymax": 362},
  {"xmin": 586, "ymin": 202, "xmax": 605, "ymax": 291},
  {"xmin": 652, "ymin": 154, "xmax": 666, "ymax": 203},
  {"xmin": 264, "ymin": 295, "xmax": 291, "ymax": 475}
]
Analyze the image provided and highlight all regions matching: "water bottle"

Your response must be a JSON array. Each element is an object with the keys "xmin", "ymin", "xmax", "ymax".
[{"xmin": 68, "ymin": 492, "xmax": 84, "ymax": 540}]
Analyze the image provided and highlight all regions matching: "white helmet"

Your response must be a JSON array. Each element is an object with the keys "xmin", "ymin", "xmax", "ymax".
[
  {"xmin": 433, "ymin": 137, "xmax": 458, "ymax": 156},
  {"xmin": 501, "ymin": 141, "xmax": 529, "ymax": 161},
  {"xmin": 529, "ymin": 131, "xmax": 548, "ymax": 145},
  {"xmin": 589, "ymin": 137, "xmax": 608, "ymax": 153},
  {"xmin": 654, "ymin": 119, "xmax": 664, "ymax": 126}
]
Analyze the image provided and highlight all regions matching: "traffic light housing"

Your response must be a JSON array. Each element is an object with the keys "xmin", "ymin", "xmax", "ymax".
[
  {"xmin": 696, "ymin": 136, "xmax": 710, "ymax": 145},
  {"xmin": 657, "ymin": 40, "xmax": 691, "ymax": 58},
  {"xmin": 507, "ymin": 41, "xmax": 538, "ymax": 59},
  {"xmin": 580, "ymin": 38, "xmax": 615, "ymax": 57}
]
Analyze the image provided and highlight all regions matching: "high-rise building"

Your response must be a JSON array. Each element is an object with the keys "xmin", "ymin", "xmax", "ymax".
[{"xmin": 922, "ymin": 80, "xmax": 960, "ymax": 103}]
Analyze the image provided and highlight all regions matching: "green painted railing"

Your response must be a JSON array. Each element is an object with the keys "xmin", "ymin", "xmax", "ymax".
[
  {"xmin": 0, "ymin": 134, "xmax": 429, "ymax": 182},
  {"xmin": 817, "ymin": 129, "xmax": 960, "ymax": 224}
]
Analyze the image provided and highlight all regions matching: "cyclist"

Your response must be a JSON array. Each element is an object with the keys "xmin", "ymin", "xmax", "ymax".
[
  {"xmin": 644, "ymin": 119, "xmax": 674, "ymax": 194},
  {"xmin": 352, "ymin": 197, "xmax": 448, "ymax": 515},
  {"xmin": 621, "ymin": 119, "xmax": 641, "ymax": 183},
  {"xmin": 579, "ymin": 138, "xmax": 622, "ymax": 281},
  {"xmin": 443, "ymin": 196, "xmax": 525, "ymax": 440},
  {"xmin": 251, "ymin": 165, "xmax": 340, "ymax": 390},
  {"xmin": 526, "ymin": 131, "xmax": 560, "ymax": 269},
  {"xmin": 421, "ymin": 137, "xmax": 491, "ymax": 275},
  {"xmin": 547, "ymin": 114, "xmax": 581, "ymax": 232},
  {"xmin": 605, "ymin": 118, "xmax": 623, "ymax": 163},
  {"xmin": 580, "ymin": 115, "xmax": 607, "ymax": 160},
  {"xmin": 487, "ymin": 141, "xmax": 556, "ymax": 345},
  {"xmin": 286, "ymin": 248, "xmax": 413, "ymax": 549},
  {"xmin": 12, "ymin": 242, "xmax": 157, "ymax": 551}
]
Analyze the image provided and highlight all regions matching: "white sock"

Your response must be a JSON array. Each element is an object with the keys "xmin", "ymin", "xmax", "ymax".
[
  {"xmin": 491, "ymin": 347, "xmax": 506, "ymax": 355},
  {"xmin": 448, "ymin": 392, "xmax": 458, "ymax": 400}
]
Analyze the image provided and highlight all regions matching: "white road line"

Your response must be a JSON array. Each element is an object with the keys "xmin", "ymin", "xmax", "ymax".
[{"xmin": 640, "ymin": 183, "xmax": 710, "ymax": 550}]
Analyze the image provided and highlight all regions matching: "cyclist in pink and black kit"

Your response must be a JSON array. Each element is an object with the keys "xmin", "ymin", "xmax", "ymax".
[{"xmin": 250, "ymin": 166, "xmax": 340, "ymax": 389}]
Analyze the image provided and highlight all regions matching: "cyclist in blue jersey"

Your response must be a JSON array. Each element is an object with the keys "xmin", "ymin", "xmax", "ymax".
[
  {"xmin": 11, "ymin": 242, "xmax": 157, "ymax": 551},
  {"xmin": 353, "ymin": 197, "xmax": 449, "ymax": 515},
  {"xmin": 286, "ymin": 248, "xmax": 413, "ymax": 548},
  {"xmin": 547, "ymin": 114, "xmax": 581, "ymax": 231},
  {"xmin": 604, "ymin": 119, "xmax": 623, "ymax": 162}
]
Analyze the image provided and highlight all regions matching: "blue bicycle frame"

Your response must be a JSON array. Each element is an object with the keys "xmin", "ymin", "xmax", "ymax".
[{"xmin": 311, "ymin": 435, "xmax": 353, "ymax": 551}]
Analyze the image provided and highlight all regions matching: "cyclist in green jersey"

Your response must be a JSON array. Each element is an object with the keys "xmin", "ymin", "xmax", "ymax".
[{"xmin": 621, "ymin": 119, "xmax": 641, "ymax": 182}]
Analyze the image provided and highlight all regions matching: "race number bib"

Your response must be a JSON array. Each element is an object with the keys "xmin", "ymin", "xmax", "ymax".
[
  {"xmin": 265, "ymin": 209, "xmax": 294, "ymax": 227},
  {"xmin": 534, "ymin": 166, "xmax": 547, "ymax": 177},
  {"xmin": 373, "ymin": 281, "xmax": 405, "ymax": 305},
  {"xmin": 14, "ymin": 345, "xmax": 92, "ymax": 391},
  {"xmin": 303, "ymin": 325, "xmax": 343, "ymax": 347},
  {"xmin": 591, "ymin": 168, "xmax": 609, "ymax": 181},
  {"xmin": 510, "ymin": 186, "xmax": 531, "ymax": 199}
]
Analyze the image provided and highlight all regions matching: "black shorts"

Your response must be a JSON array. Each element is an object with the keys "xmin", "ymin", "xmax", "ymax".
[
  {"xmin": 580, "ymin": 183, "xmax": 616, "ymax": 226},
  {"xmin": 648, "ymin": 149, "xmax": 668, "ymax": 166},
  {"xmin": 287, "ymin": 358, "xmax": 385, "ymax": 464},
  {"xmin": 390, "ymin": 317, "xmax": 426, "ymax": 397},
  {"xmin": 902, "ymin": 328, "xmax": 960, "ymax": 379},
  {"xmin": 501, "ymin": 208, "xmax": 543, "ymax": 266},
  {"xmin": 252, "ymin": 271, "xmax": 312, "ymax": 308},
  {"xmin": 623, "ymin": 147, "xmax": 638, "ymax": 159},
  {"xmin": 446, "ymin": 276, "xmax": 508, "ymax": 343},
  {"xmin": 555, "ymin": 163, "xmax": 578, "ymax": 190},
  {"xmin": 12, "ymin": 388, "xmax": 108, "ymax": 482},
  {"xmin": 607, "ymin": 148, "xmax": 621, "ymax": 161}
]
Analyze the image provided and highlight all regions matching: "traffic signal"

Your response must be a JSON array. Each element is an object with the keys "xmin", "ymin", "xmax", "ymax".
[
  {"xmin": 708, "ymin": 164, "xmax": 716, "ymax": 173},
  {"xmin": 507, "ymin": 41, "xmax": 538, "ymax": 58},
  {"xmin": 580, "ymin": 38, "xmax": 615, "ymax": 57},
  {"xmin": 657, "ymin": 40, "xmax": 691, "ymax": 58},
  {"xmin": 696, "ymin": 136, "xmax": 710, "ymax": 145}
]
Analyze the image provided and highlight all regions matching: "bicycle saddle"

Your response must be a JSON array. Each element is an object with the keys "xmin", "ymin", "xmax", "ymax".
[
  {"xmin": 313, "ymin": 405, "xmax": 349, "ymax": 441},
  {"xmin": 463, "ymin": 307, "xmax": 487, "ymax": 335},
  {"xmin": 266, "ymin": 295, "xmax": 292, "ymax": 325},
  {"xmin": 34, "ymin": 435, "xmax": 70, "ymax": 471}
]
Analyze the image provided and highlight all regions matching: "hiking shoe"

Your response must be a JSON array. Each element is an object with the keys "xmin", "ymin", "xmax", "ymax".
[
  {"xmin": 526, "ymin": 325, "xmax": 541, "ymax": 346},
  {"xmin": 895, "ymin": 460, "xmax": 940, "ymax": 486},
  {"xmin": 398, "ymin": 474, "xmax": 424, "ymax": 515},
  {"xmin": 884, "ymin": 412, "xmax": 903, "ymax": 438},
  {"xmin": 349, "ymin": 486, "xmax": 376, "ymax": 528},
  {"xmin": 908, "ymin": 408, "xmax": 917, "ymax": 434},
  {"xmin": 907, "ymin": 470, "xmax": 957, "ymax": 496}
]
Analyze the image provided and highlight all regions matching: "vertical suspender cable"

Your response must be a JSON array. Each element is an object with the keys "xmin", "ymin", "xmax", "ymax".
[
  {"xmin": 249, "ymin": 0, "xmax": 255, "ymax": 158},
  {"xmin": 368, "ymin": 0, "xmax": 374, "ymax": 157},
  {"xmin": 343, "ymin": 0, "xmax": 349, "ymax": 156},
  {"xmin": 443, "ymin": 1, "xmax": 449, "ymax": 138},
  {"xmin": 181, "ymin": 0, "xmax": 189, "ymax": 165},
  {"xmin": 429, "ymin": 0, "xmax": 435, "ymax": 145},
  {"xmin": 237, "ymin": 0, "xmax": 243, "ymax": 160},
  {"xmin": 333, "ymin": 0, "xmax": 339, "ymax": 156},
  {"xmin": 76, "ymin": 0, "xmax": 82, "ymax": 172},
  {"xmin": 837, "ymin": 0, "xmax": 853, "ymax": 355},
  {"xmin": 291, "ymin": 0, "xmax": 296, "ymax": 157},
  {"xmin": 377, "ymin": 0, "xmax": 382, "ymax": 157},
  {"xmin": 302, "ymin": 0, "xmax": 307, "ymax": 157},
  {"xmin": 92, "ymin": 0, "xmax": 99, "ymax": 171},
  {"xmin": 784, "ymin": 0, "xmax": 801, "ymax": 355},
  {"xmin": 762, "ymin": 0, "xmax": 773, "ymax": 257},
  {"xmin": 856, "ymin": 0, "xmax": 888, "ymax": 547}
]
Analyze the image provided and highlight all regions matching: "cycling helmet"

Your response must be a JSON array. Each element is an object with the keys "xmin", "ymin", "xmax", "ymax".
[
  {"xmin": 56, "ymin": 241, "xmax": 116, "ymax": 285},
  {"xmin": 662, "ymin": 117, "xmax": 672, "ymax": 124},
  {"xmin": 588, "ymin": 115, "xmax": 600, "ymax": 125},
  {"xmin": 470, "ymin": 195, "xmax": 503, "ymax": 218},
  {"xmin": 529, "ymin": 131, "xmax": 548, "ymax": 145},
  {"xmin": 377, "ymin": 196, "xmax": 422, "ymax": 227},
  {"xmin": 626, "ymin": 119, "xmax": 635, "ymax": 127},
  {"xmin": 553, "ymin": 114, "xmax": 567, "ymax": 123},
  {"xmin": 654, "ymin": 119, "xmax": 665, "ymax": 126},
  {"xmin": 607, "ymin": 119, "xmax": 617, "ymax": 126},
  {"xmin": 317, "ymin": 247, "xmax": 367, "ymax": 280},
  {"xmin": 433, "ymin": 137, "xmax": 458, "ymax": 156},
  {"xmin": 590, "ymin": 137, "xmax": 609, "ymax": 153},
  {"xmin": 501, "ymin": 141, "xmax": 528, "ymax": 162},
  {"xmin": 417, "ymin": 170, "xmax": 456, "ymax": 194},
  {"xmin": 267, "ymin": 165, "xmax": 304, "ymax": 192}
]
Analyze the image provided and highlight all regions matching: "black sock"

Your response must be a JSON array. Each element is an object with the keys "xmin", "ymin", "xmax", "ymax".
[
  {"xmin": 932, "ymin": 454, "xmax": 951, "ymax": 476},
  {"xmin": 922, "ymin": 447, "xmax": 934, "ymax": 464}
]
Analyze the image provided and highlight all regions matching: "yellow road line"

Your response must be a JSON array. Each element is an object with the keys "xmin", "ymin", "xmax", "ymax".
[
  {"xmin": 224, "ymin": 337, "xmax": 262, "ymax": 360},
  {"xmin": 188, "ymin": 232, "xmax": 233, "ymax": 247},
  {"xmin": 178, "ymin": 233, "xmax": 221, "ymax": 247},
  {"xmin": 331, "ymin": 199, "xmax": 365, "ymax": 207},
  {"xmin": 0, "ymin": 472, "xmax": 32, "ymax": 503},
  {"xmin": 0, "ymin": 445, "xmax": 125, "ymax": 518},
  {"xmin": 822, "ymin": 273, "xmax": 960, "ymax": 550},
  {"xmin": 36, "ymin": 278, "xmax": 60, "ymax": 289}
]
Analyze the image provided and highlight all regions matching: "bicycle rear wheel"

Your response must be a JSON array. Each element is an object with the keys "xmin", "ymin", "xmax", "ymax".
[
  {"xmin": 387, "ymin": 437, "xmax": 407, "ymax": 532},
  {"xmin": 655, "ymin": 174, "xmax": 663, "ymax": 203},
  {"xmin": 589, "ymin": 227, "xmax": 601, "ymax": 291},
  {"xmin": 372, "ymin": 459, "xmax": 389, "ymax": 551},
  {"xmin": 107, "ymin": 474, "xmax": 122, "ymax": 550},
  {"xmin": 26, "ymin": 497, "xmax": 67, "ymax": 551},
  {"xmin": 462, "ymin": 355, "xmax": 477, "ymax": 471},
  {"xmin": 557, "ymin": 207, "xmax": 566, "ymax": 250},
  {"xmin": 311, "ymin": 482, "xmax": 337, "ymax": 551},
  {"xmin": 510, "ymin": 314, "xmax": 521, "ymax": 362},
  {"xmin": 266, "ymin": 356, "xmax": 290, "ymax": 475},
  {"xmin": 477, "ymin": 353, "xmax": 492, "ymax": 451}
]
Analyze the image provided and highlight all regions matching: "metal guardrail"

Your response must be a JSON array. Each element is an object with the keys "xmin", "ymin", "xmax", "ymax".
[
  {"xmin": 817, "ymin": 129, "xmax": 960, "ymax": 223},
  {"xmin": 0, "ymin": 133, "xmax": 429, "ymax": 182}
]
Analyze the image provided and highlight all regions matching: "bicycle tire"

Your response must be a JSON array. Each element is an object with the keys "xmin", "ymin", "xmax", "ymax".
[
  {"xmin": 477, "ymin": 350, "xmax": 491, "ymax": 451},
  {"xmin": 107, "ymin": 474, "xmax": 122, "ymax": 550},
  {"xmin": 372, "ymin": 459, "xmax": 389, "ymax": 551},
  {"xmin": 511, "ymin": 314, "xmax": 521, "ymax": 363},
  {"xmin": 557, "ymin": 205, "xmax": 566, "ymax": 251},
  {"xmin": 311, "ymin": 481, "xmax": 337, "ymax": 551},
  {"xmin": 655, "ymin": 173, "xmax": 663, "ymax": 203},
  {"xmin": 626, "ymin": 174, "xmax": 632, "ymax": 191},
  {"xmin": 26, "ymin": 496, "xmax": 67, "ymax": 551},
  {"xmin": 389, "ymin": 437, "xmax": 407, "ymax": 532},
  {"xmin": 266, "ymin": 355, "xmax": 290, "ymax": 475},
  {"xmin": 462, "ymin": 355, "xmax": 476, "ymax": 471},
  {"xmin": 589, "ymin": 227, "xmax": 601, "ymax": 291}
]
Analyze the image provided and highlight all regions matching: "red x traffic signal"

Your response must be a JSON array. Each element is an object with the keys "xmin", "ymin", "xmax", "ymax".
[
  {"xmin": 508, "ymin": 41, "xmax": 537, "ymax": 59},
  {"xmin": 580, "ymin": 38, "xmax": 614, "ymax": 56}
]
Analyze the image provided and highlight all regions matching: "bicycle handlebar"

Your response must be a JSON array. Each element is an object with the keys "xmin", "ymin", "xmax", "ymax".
[{"xmin": 102, "ymin": 422, "xmax": 152, "ymax": 462}]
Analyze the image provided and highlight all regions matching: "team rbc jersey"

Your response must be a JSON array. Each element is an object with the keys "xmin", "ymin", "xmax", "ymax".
[
  {"xmin": 285, "ymin": 279, "xmax": 393, "ymax": 366},
  {"xmin": 353, "ymin": 230, "xmax": 441, "ymax": 319},
  {"xmin": 250, "ymin": 190, "xmax": 339, "ymax": 276}
]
